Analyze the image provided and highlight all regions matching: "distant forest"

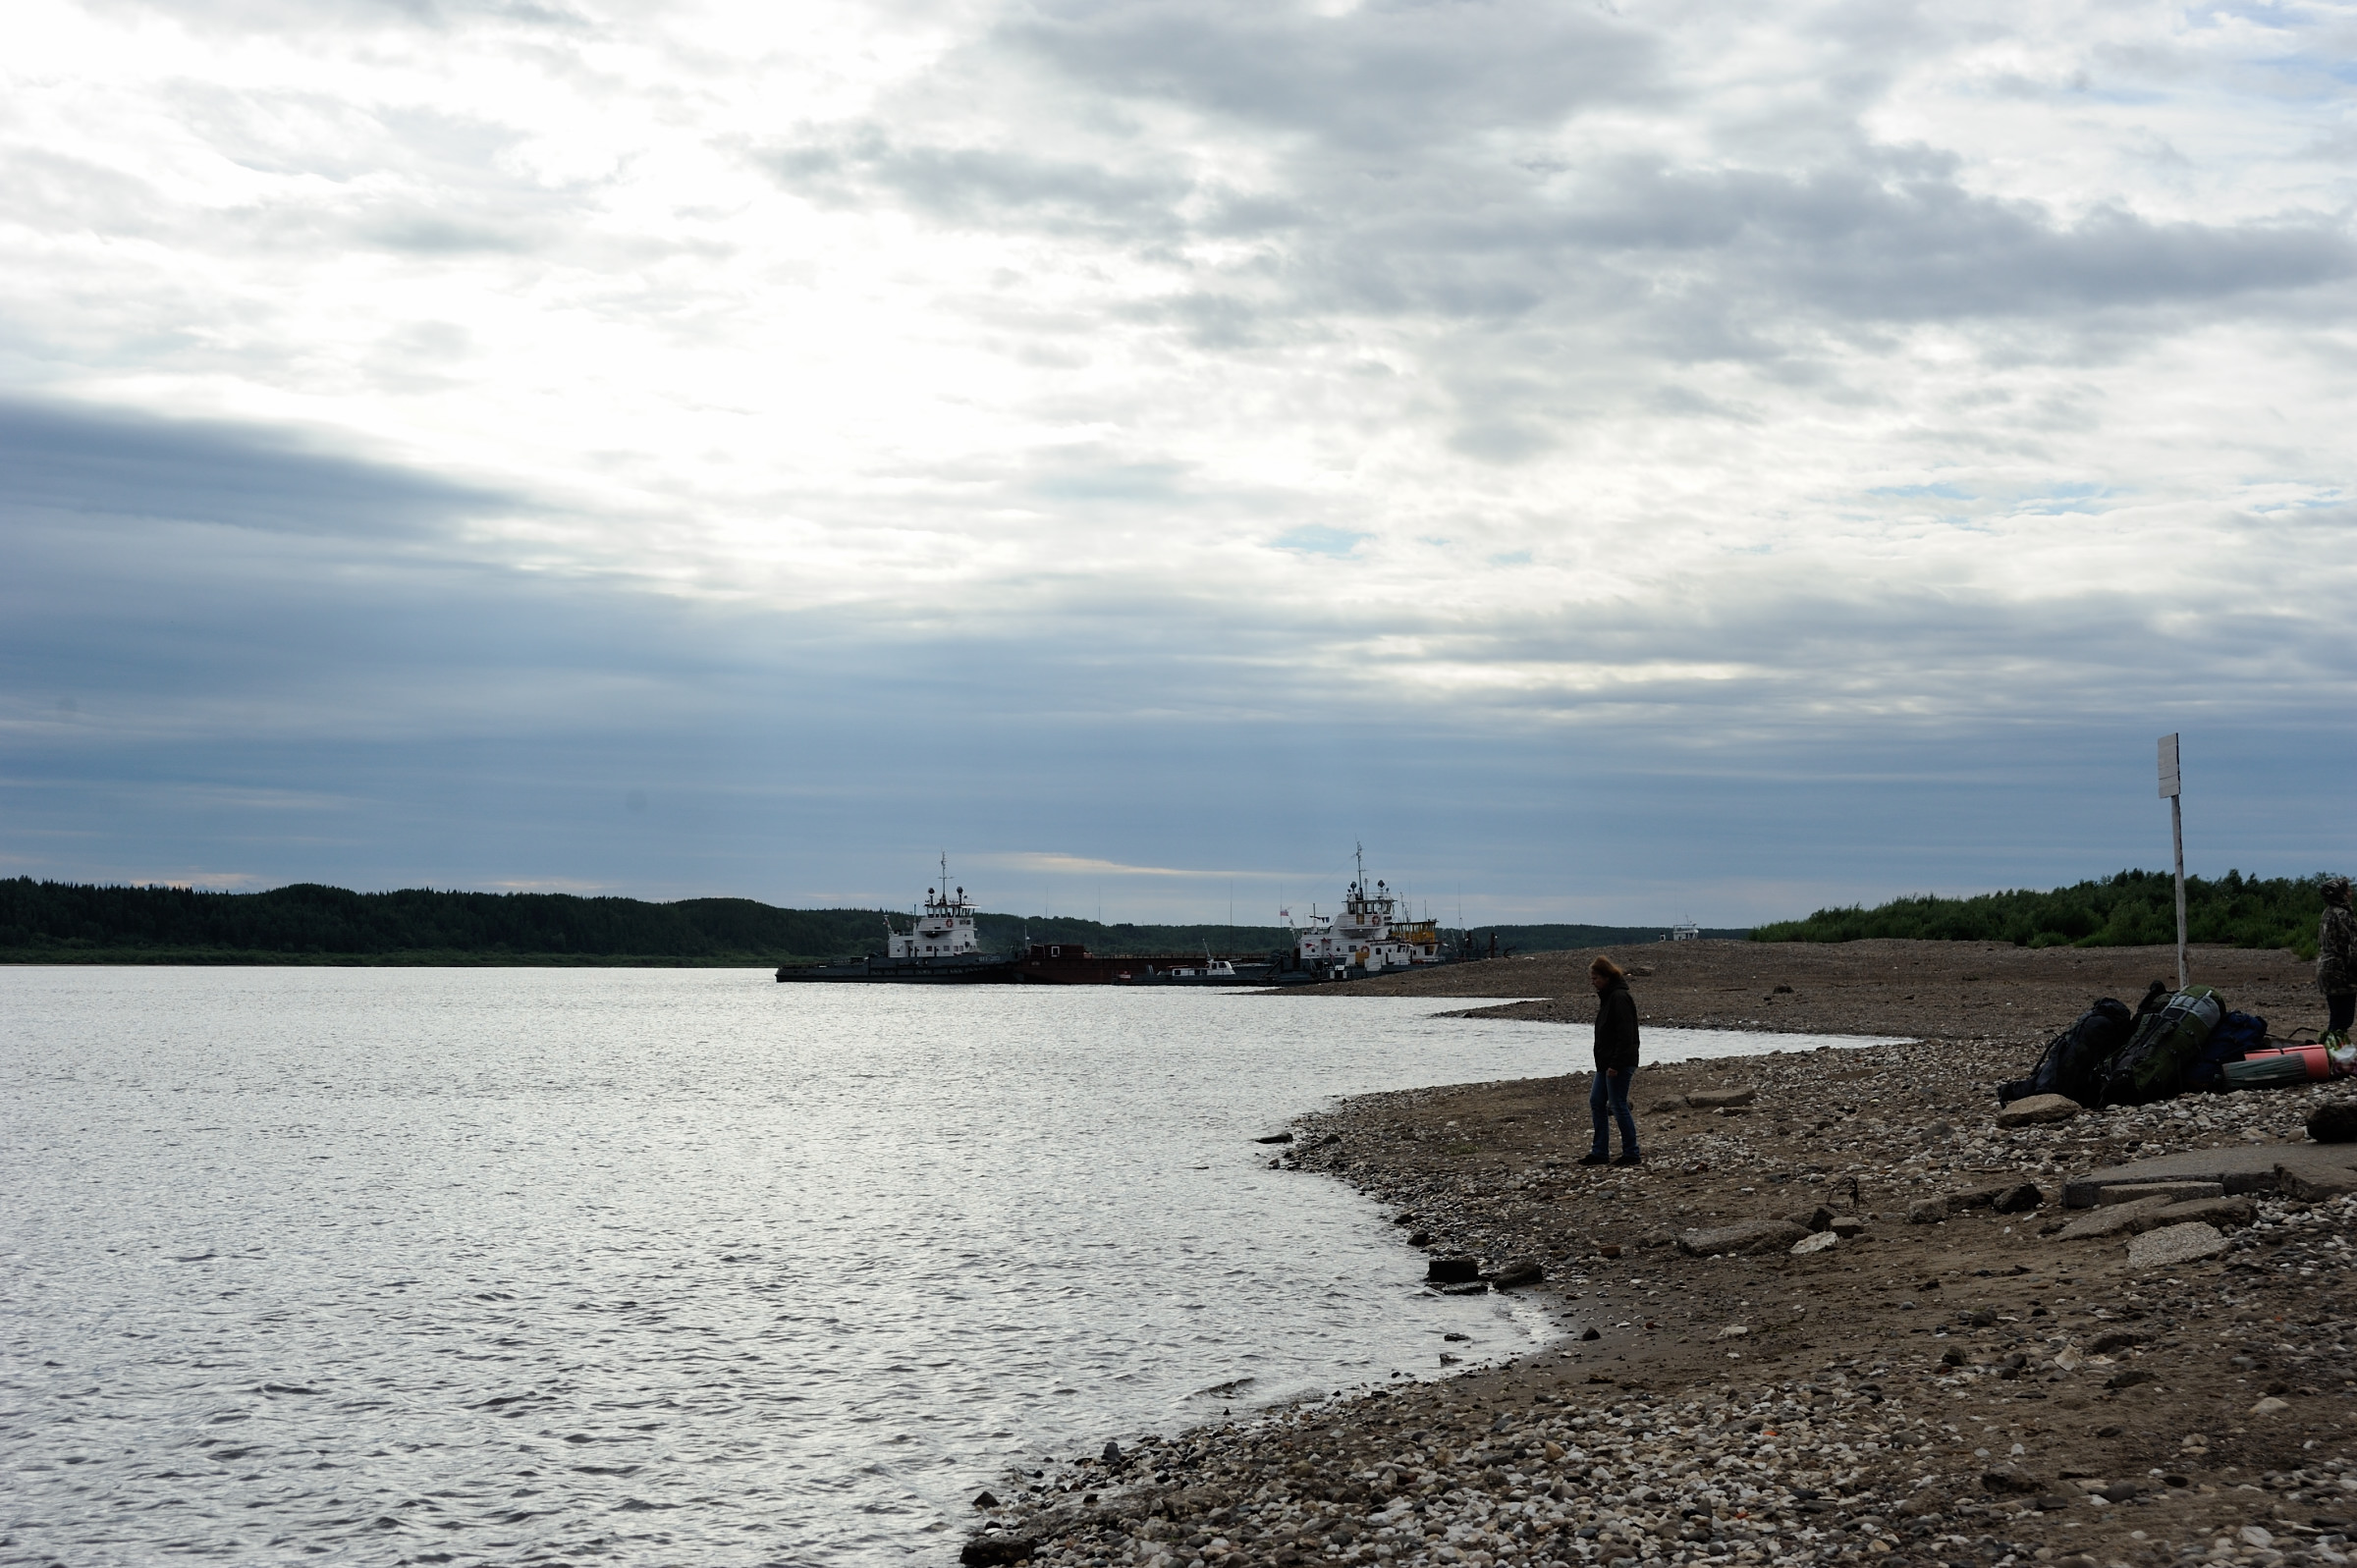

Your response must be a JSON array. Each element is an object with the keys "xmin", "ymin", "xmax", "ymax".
[
  {"xmin": 16, "ymin": 871, "xmax": 2326, "ymax": 965},
  {"xmin": 0, "ymin": 879, "xmax": 1302, "ymax": 964},
  {"xmin": 1751, "ymin": 869, "xmax": 2337, "ymax": 957},
  {"xmin": 0, "ymin": 879, "xmax": 1743, "ymax": 965}
]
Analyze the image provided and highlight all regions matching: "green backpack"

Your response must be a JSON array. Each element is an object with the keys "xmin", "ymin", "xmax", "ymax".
[{"xmin": 2095, "ymin": 984, "xmax": 2223, "ymax": 1107}]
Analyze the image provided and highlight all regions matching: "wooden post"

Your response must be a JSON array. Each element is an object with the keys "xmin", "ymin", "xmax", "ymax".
[{"xmin": 2159, "ymin": 732, "xmax": 2186, "ymax": 990}]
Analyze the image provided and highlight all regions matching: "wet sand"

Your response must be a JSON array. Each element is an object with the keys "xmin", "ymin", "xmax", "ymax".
[{"xmin": 968, "ymin": 943, "xmax": 2356, "ymax": 1568}]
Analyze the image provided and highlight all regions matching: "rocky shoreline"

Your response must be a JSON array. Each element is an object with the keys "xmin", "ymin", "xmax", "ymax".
[{"xmin": 967, "ymin": 942, "xmax": 2357, "ymax": 1568}]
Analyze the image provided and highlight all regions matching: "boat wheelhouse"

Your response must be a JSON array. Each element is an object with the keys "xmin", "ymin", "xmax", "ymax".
[{"xmin": 891, "ymin": 883, "xmax": 980, "ymax": 959}]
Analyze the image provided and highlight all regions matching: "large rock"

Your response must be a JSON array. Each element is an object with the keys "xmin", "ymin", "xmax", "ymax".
[
  {"xmin": 1790, "ymin": 1230, "xmax": 1840, "ymax": 1256},
  {"xmin": 961, "ymin": 1535, "xmax": 1038, "ymax": 1566},
  {"xmin": 1908, "ymin": 1197, "xmax": 1951, "ymax": 1225},
  {"xmin": 2125, "ymin": 1221, "xmax": 2230, "ymax": 1271},
  {"xmin": 1484, "ymin": 1259, "xmax": 1546, "ymax": 1288},
  {"xmin": 1991, "ymin": 1182, "xmax": 2046, "ymax": 1215},
  {"xmin": 1426, "ymin": 1255, "xmax": 1481, "ymax": 1284},
  {"xmin": 1684, "ymin": 1087, "xmax": 1758, "ymax": 1109},
  {"xmin": 1996, "ymin": 1094, "xmax": 2080, "ymax": 1128},
  {"xmin": 2309, "ymin": 1102, "xmax": 2357, "ymax": 1145},
  {"xmin": 2275, "ymin": 1163, "xmax": 2357, "ymax": 1202},
  {"xmin": 1677, "ymin": 1219, "xmax": 1809, "ymax": 1256}
]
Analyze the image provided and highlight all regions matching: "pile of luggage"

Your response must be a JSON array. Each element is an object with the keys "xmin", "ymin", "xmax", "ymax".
[{"xmin": 1998, "ymin": 980, "xmax": 2355, "ymax": 1108}]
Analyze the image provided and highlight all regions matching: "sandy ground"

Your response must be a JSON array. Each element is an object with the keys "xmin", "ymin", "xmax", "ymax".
[{"xmin": 966, "ymin": 941, "xmax": 2357, "ymax": 1568}]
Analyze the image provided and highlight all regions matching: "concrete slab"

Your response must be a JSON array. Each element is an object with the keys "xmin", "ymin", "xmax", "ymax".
[
  {"xmin": 2095, "ymin": 1180, "xmax": 2221, "ymax": 1207},
  {"xmin": 2062, "ymin": 1142, "xmax": 2357, "ymax": 1209},
  {"xmin": 2126, "ymin": 1221, "xmax": 2230, "ymax": 1271}
]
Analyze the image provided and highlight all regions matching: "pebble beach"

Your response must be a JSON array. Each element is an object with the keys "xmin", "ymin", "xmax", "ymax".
[{"xmin": 966, "ymin": 942, "xmax": 2357, "ymax": 1568}]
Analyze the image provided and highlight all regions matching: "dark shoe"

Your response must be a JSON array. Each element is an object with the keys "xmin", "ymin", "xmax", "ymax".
[
  {"xmin": 1614, "ymin": 1153, "xmax": 1643, "ymax": 1166},
  {"xmin": 1576, "ymin": 1152, "xmax": 1610, "ymax": 1166}
]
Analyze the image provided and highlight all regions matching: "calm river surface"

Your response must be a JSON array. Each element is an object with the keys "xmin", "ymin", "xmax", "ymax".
[{"xmin": 1, "ymin": 969, "xmax": 1884, "ymax": 1567}]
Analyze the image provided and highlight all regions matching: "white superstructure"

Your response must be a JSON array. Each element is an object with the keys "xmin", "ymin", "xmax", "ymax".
[
  {"xmin": 889, "ymin": 859, "xmax": 981, "ymax": 959},
  {"xmin": 1290, "ymin": 848, "xmax": 1443, "ymax": 974}
]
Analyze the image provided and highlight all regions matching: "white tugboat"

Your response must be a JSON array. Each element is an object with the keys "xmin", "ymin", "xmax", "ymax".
[
  {"xmin": 775, "ymin": 856, "xmax": 1016, "ymax": 983},
  {"xmin": 1280, "ymin": 845, "xmax": 1446, "ymax": 982}
]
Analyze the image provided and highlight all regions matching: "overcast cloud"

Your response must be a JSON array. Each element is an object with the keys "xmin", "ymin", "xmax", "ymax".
[{"xmin": 2, "ymin": 0, "xmax": 2352, "ymax": 922}]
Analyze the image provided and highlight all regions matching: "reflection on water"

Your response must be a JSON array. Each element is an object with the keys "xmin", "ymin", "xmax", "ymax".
[{"xmin": 0, "ymin": 969, "xmax": 1884, "ymax": 1565}]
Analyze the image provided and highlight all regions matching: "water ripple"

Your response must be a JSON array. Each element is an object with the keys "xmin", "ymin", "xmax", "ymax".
[{"xmin": 1, "ymin": 968, "xmax": 1872, "ymax": 1565}]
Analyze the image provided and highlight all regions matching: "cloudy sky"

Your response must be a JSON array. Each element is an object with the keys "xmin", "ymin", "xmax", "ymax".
[{"xmin": 3, "ymin": 0, "xmax": 2352, "ymax": 925}]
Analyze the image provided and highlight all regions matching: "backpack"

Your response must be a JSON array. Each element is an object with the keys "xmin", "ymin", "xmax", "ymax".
[
  {"xmin": 2184, "ymin": 1010, "xmax": 2268, "ymax": 1092},
  {"xmin": 2095, "ymin": 984, "xmax": 2224, "ymax": 1107},
  {"xmin": 1997, "ymin": 998, "xmax": 2133, "ymax": 1106}
]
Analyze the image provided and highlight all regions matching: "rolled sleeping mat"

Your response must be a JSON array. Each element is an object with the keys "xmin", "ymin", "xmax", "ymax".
[{"xmin": 2223, "ymin": 1047, "xmax": 2330, "ymax": 1088}]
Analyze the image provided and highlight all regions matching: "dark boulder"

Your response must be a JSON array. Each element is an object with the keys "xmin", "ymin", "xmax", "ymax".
[
  {"xmin": 1991, "ymin": 1182, "xmax": 2045, "ymax": 1215},
  {"xmin": 2309, "ymin": 1102, "xmax": 2357, "ymax": 1144},
  {"xmin": 1981, "ymin": 1464, "xmax": 2042, "ymax": 1494},
  {"xmin": 1426, "ymin": 1254, "xmax": 1481, "ymax": 1284},
  {"xmin": 961, "ymin": 1535, "xmax": 1037, "ymax": 1566}
]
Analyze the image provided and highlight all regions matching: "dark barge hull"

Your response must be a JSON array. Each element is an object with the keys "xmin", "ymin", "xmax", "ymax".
[{"xmin": 775, "ymin": 957, "xmax": 1018, "ymax": 984}]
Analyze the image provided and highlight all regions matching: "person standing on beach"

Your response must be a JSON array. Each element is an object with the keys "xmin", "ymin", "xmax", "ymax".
[
  {"xmin": 1580, "ymin": 955, "xmax": 1642, "ymax": 1167},
  {"xmin": 2321, "ymin": 876, "xmax": 2355, "ymax": 1046}
]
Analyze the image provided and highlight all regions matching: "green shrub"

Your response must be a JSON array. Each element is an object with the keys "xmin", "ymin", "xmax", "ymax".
[{"xmin": 1752, "ymin": 869, "xmax": 2336, "ymax": 958}]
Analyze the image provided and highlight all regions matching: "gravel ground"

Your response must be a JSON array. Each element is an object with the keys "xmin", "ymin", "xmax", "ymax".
[
  {"xmin": 1302, "ymin": 940, "xmax": 2330, "ymax": 1045},
  {"xmin": 967, "ymin": 943, "xmax": 2356, "ymax": 1568}
]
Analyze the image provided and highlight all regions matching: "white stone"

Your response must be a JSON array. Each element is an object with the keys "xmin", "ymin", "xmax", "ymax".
[{"xmin": 1790, "ymin": 1230, "xmax": 1840, "ymax": 1256}]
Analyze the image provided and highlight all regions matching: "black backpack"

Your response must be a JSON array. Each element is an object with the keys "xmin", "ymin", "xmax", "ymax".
[
  {"xmin": 2184, "ymin": 1009, "xmax": 2268, "ymax": 1092},
  {"xmin": 1998, "ymin": 998, "xmax": 2133, "ymax": 1106}
]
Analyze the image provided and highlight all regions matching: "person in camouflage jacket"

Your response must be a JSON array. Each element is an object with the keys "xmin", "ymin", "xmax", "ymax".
[{"xmin": 2321, "ymin": 876, "xmax": 2355, "ymax": 1042}]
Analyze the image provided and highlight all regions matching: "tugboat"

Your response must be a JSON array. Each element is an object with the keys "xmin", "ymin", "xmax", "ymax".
[
  {"xmin": 775, "ymin": 859, "xmax": 1018, "ymax": 983},
  {"xmin": 1272, "ymin": 846, "xmax": 1447, "ymax": 984}
]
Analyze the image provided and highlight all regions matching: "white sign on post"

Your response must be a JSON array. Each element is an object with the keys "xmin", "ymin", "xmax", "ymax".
[{"xmin": 2158, "ymin": 732, "xmax": 2181, "ymax": 798}]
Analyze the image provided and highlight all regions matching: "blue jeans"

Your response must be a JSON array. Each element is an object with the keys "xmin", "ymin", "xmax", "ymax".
[
  {"xmin": 1590, "ymin": 1067, "xmax": 1638, "ymax": 1158},
  {"xmin": 2330, "ymin": 993, "xmax": 2354, "ymax": 1035}
]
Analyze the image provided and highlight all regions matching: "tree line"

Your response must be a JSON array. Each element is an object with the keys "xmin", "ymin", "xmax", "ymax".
[
  {"xmin": 0, "ymin": 879, "xmax": 1298, "ymax": 963},
  {"xmin": 1750, "ymin": 868, "xmax": 2338, "ymax": 957}
]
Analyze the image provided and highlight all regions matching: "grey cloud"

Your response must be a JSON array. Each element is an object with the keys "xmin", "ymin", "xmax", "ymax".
[
  {"xmin": 78, "ymin": 0, "xmax": 588, "ymax": 32},
  {"xmin": 1555, "ymin": 162, "xmax": 2357, "ymax": 320},
  {"xmin": 0, "ymin": 397, "xmax": 507, "ymax": 537},
  {"xmin": 1002, "ymin": 0, "xmax": 1662, "ymax": 152},
  {"xmin": 358, "ymin": 211, "xmax": 543, "ymax": 254},
  {"xmin": 1291, "ymin": 156, "xmax": 2356, "ymax": 332},
  {"xmin": 763, "ymin": 134, "xmax": 1192, "ymax": 239}
]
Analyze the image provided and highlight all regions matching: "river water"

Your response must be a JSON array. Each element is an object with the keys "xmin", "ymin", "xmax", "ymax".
[{"xmin": 0, "ymin": 969, "xmax": 1885, "ymax": 1567}]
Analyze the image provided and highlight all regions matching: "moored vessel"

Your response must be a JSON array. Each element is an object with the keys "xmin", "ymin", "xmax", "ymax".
[
  {"xmin": 1271, "ymin": 847, "xmax": 1448, "ymax": 983},
  {"xmin": 776, "ymin": 862, "xmax": 1018, "ymax": 983}
]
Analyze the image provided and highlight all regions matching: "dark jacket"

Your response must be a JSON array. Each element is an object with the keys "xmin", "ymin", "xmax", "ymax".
[
  {"xmin": 2322, "ymin": 902, "xmax": 2355, "ymax": 997},
  {"xmin": 1594, "ymin": 978, "xmax": 1640, "ymax": 1072}
]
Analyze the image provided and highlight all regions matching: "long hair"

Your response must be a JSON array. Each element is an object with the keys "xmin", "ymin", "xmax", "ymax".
[{"xmin": 1590, "ymin": 955, "xmax": 1626, "ymax": 983}]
